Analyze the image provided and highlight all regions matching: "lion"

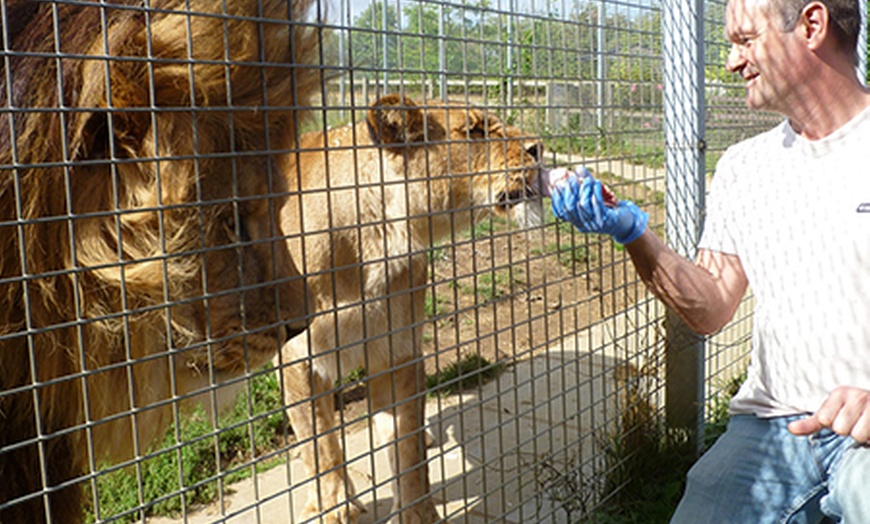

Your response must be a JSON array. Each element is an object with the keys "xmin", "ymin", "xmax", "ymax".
[
  {"xmin": 0, "ymin": 1, "xmax": 321, "ymax": 522},
  {"xmin": 278, "ymin": 94, "xmax": 545, "ymax": 523}
]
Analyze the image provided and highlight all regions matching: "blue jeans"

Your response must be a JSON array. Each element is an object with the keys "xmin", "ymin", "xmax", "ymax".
[{"xmin": 670, "ymin": 415, "xmax": 870, "ymax": 524}]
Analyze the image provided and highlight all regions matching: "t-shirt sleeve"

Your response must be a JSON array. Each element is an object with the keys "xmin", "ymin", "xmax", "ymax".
[{"xmin": 698, "ymin": 149, "xmax": 740, "ymax": 255}]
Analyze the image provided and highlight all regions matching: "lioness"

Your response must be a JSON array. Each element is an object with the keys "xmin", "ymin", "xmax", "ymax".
[{"xmin": 278, "ymin": 94, "xmax": 544, "ymax": 523}]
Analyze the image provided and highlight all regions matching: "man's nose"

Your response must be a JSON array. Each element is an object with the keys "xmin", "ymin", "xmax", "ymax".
[{"xmin": 725, "ymin": 43, "xmax": 745, "ymax": 74}]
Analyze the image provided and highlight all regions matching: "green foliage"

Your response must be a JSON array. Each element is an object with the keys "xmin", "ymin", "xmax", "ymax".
[
  {"xmin": 544, "ymin": 116, "xmax": 665, "ymax": 170},
  {"xmin": 87, "ymin": 352, "xmax": 509, "ymax": 520},
  {"xmin": 532, "ymin": 238, "xmax": 593, "ymax": 267},
  {"xmin": 558, "ymin": 243, "xmax": 592, "ymax": 266},
  {"xmin": 450, "ymin": 269, "xmax": 513, "ymax": 303},
  {"xmin": 475, "ymin": 270, "xmax": 509, "ymax": 301},
  {"xmin": 588, "ymin": 428, "xmax": 695, "ymax": 524},
  {"xmin": 86, "ymin": 369, "xmax": 286, "ymax": 523},
  {"xmin": 425, "ymin": 288, "xmax": 451, "ymax": 318},
  {"xmin": 348, "ymin": 1, "xmax": 662, "ymax": 86},
  {"xmin": 462, "ymin": 216, "xmax": 508, "ymax": 240},
  {"xmin": 545, "ymin": 123, "xmax": 605, "ymax": 158},
  {"xmin": 340, "ymin": 366, "xmax": 367, "ymax": 385},
  {"xmin": 704, "ymin": 369, "xmax": 746, "ymax": 449},
  {"xmin": 427, "ymin": 245, "xmax": 449, "ymax": 265},
  {"xmin": 470, "ymin": 218, "xmax": 495, "ymax": 239},
  {"xmin": 349, "ymin": 2, "xmax": 401, "ymax": 71},
  {"xmin": 580, "ymin": 370, "xmax": 746, "ymax": 523}
]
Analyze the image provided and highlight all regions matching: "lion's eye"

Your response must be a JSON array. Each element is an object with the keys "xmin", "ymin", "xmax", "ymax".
[
  {"xmin": 238, "ymin": 216, "xmax": 251, "ymax": 243},
  {"xmin": 223, "ymin": 213, "xmax": 250, "ymax": 244},
  {"xmin": 467, "ymin": 125, "xmax": 486, "ymax": 139}
]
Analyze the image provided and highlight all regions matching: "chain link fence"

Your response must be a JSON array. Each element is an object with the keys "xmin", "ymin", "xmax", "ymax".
[{"xmin": 4, "ymin": 0, "xmax": 850, "ymax": 522}]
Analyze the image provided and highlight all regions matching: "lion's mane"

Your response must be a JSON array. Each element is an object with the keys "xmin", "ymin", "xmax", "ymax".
[{"xmin": 0, "ymin": 1, "xmax": 319, "ymax": 521}]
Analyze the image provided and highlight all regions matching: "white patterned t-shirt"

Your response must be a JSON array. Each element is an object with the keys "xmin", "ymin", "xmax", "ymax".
[{"xmin": 699, "ymin": 107, "xmax": 870, "ymax": 417}]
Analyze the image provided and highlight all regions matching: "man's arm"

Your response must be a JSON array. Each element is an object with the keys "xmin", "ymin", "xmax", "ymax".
[
  {"xmin": 625, "ymin": 229, "xmax": 748, "ymax": 335},
  {"xmin": 549, "ymin": 171, "xmax": 748, "ymax": 335}
]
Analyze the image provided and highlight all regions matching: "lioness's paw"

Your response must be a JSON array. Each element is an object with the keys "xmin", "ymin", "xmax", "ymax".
[
  {"xmin": 390, "ymin": 501, "xmax": 439, "ymax": 524},
  {"xmin": 301, "ymin": 497, "xmax": 363, "ymax": 524}
]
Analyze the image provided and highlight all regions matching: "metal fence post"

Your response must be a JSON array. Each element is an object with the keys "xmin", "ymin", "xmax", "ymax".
[
  {"xmin": 859, "ymin": 0, "xmax": 867, "ymax": 83},
  {"xmin": 662, "ymin": 0, "xmax": 707, "ymax": 454},
  {"xmin": 596, "ymin": 0, "xmax": 605, "ymax": 133}
]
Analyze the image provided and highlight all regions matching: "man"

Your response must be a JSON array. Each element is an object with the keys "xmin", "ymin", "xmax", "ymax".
[{"xmin": 550, "ymin": 0, "xmax": 870, "ymax": 521}]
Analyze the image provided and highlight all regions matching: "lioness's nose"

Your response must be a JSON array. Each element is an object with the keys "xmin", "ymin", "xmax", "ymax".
[{"xmin": 525, "ymin": 141, "xmax": 544, "ymax": 162}]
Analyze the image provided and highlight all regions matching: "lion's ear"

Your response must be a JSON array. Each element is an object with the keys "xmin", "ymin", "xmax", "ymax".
[{"xmin": 367, "ymin": 94, "xmax": 426, "ymax": 146}]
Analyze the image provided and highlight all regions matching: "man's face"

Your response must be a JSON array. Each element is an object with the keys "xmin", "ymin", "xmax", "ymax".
[{"xmin": 725, "ymin": 0, "xmax": 803, "ymax": 112}]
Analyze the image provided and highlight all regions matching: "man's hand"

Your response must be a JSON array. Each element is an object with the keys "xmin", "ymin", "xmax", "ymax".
[
  {"xmin": 788, "ymin": 386, "xmax": 870, "ymax": 443},
  {"xmin": 550, "ymin": 169, "xmax": 648, "ymax": 245}
]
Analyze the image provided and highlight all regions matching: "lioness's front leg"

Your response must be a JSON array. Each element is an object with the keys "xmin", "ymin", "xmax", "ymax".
[
  {"xmin": 370, "ymin": 358, "xmax": 439, "ymax": 524},
  {"xmin": 282, "ymin": 332, "xmax": 362, "ymax": 523}
]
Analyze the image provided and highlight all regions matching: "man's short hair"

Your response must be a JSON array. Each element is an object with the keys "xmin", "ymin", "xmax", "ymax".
[{"xmin": 768, "ymin": 0, "xmax": 860, "ymax": 63}]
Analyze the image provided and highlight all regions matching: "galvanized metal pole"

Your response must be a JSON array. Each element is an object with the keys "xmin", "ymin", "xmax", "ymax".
[
  {"xmin": 662, "ymin": 0, "xmax": 706, "ymax": 454},
  {"xmin": 506, "ymin": 0, "xmax": 514, "ymax": 106},
  {"xmin": 859, "ymin": 0, "xmax": 867, "ymax": 83},
  {"xmin": 439, "ymin": 3, "xmax": 447, "ymax": 100},
  {"xmin": 339, "ymin": 0, "xmax": 347, "ymax": 120},
  {"xmin": 596, "ymin": 0, "xmax": 605, "ymax": 132},
  {"xmin": 381, "ymin": 0, "xmax": 389, "ymax": 93}
]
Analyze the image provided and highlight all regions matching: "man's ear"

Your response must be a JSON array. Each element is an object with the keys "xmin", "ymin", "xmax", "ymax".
[{"xmin": 799, "ymin": 1, "xmax": 829, "ymax": 51}]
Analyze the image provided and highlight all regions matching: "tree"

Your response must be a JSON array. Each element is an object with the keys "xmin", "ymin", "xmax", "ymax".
[{"xmin": 349, "ymin": 1, "xmax": 401, "ymax": 75}]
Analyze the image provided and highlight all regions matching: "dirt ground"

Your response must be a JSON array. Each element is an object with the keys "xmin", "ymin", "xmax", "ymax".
[
  {"xmin": 417, "ymin": 173, "xmax": 664, "ymax": 379},
  {"xmin": 141, "ymin": 168, "xmax": 670, "ymax": 524},
  {"xmin": 324, "ymin": 171, "xmax": 665, "ymax": 430}
]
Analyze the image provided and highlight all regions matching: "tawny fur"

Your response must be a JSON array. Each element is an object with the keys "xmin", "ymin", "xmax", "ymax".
[
  {"xmin": 278, "ymin": 94, "xmax": 544, "ymax": 523},
  {"xmin": 0, "ymin": 1, "xmax": 320, "ymax": 522}
]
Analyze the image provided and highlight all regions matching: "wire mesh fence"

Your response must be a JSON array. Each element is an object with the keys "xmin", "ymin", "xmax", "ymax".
[{"xmin": 0, "ymin": 0, "xmax": 796, "ymax": 522}]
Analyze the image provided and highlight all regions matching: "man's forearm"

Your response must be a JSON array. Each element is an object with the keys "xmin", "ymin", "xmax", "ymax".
[{"xmin": 624, "ymin": 229, "xmax": 747, "ymax": 335}]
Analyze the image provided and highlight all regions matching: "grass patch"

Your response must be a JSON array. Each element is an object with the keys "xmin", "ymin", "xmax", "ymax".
[
  {"xmin": 427, "ymin": 245, "xmax": 449, "ymax": 265},
  {"xmin": 88, "ymin": 355, "xmax": 507, "ymax": 521},
  {"xmin": 424, "ymin": 289, "xmax": 451, "ymax": 318},
  {"xmin": 426, "ymin": 354, "xmax": 506, "ymax": 397},
  {"xmin": 475, "ymin": 271, "xmax": 509, "ymax": 301},
  {"xmin": 340, "ymin": 365, "xmax": 367, "ymax": 385},
  {"xmin": 576, "ymin": 369, "xmax": 745, "ymax": 523},
  {"xmin": 471, "ymin": 219, "xmax": 496, "ymax": 239},
  {"xmin": 532, "ymin": 240, "xmax": 593, "ymax": 267},
  {"xmin": 704, "ymin": 370, "xmax": 746, "ymax": 449},
  {"xmin": 86, "ymin": 368, "xmax": 287, "ymax": 523},
  {"xmin": 450, "ymin": 269, "xmax": 514, "ymax": 303},
  {"xmin": 544, "ymin": 124, "xmax": 665, "ymax": 171},
  {"xmin": 461, "ymin": 216, "xmax": 509, "ymax": 240}
]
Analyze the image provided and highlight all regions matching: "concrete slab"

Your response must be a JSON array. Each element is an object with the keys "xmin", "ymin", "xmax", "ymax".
[
  {"xmin": 145, "ymin": 340, "xmax": 634, "ymax": 524},
  {"xmin": 143, "ymin": 296, "xmax": 748, "ymax": 524}
]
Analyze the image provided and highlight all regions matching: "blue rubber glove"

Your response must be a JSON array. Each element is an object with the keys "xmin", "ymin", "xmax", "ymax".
[{"xmin": 550, "ymin": 171, "xmax": 648, "ymax": 245}]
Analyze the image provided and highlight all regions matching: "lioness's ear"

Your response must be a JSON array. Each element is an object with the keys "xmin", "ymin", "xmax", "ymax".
[{"xmin": 367, "ymin": 94, "xmax": 426, "ymax": 146}]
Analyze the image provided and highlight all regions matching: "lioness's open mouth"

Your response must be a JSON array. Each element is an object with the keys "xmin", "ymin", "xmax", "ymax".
[
  {"xmin": 496, "ymin": 182, "xmax": 540, "ymax": 211},
  {"xmin": 494, "ymin": 182, "xmax": 546, "ymax": 229}
]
